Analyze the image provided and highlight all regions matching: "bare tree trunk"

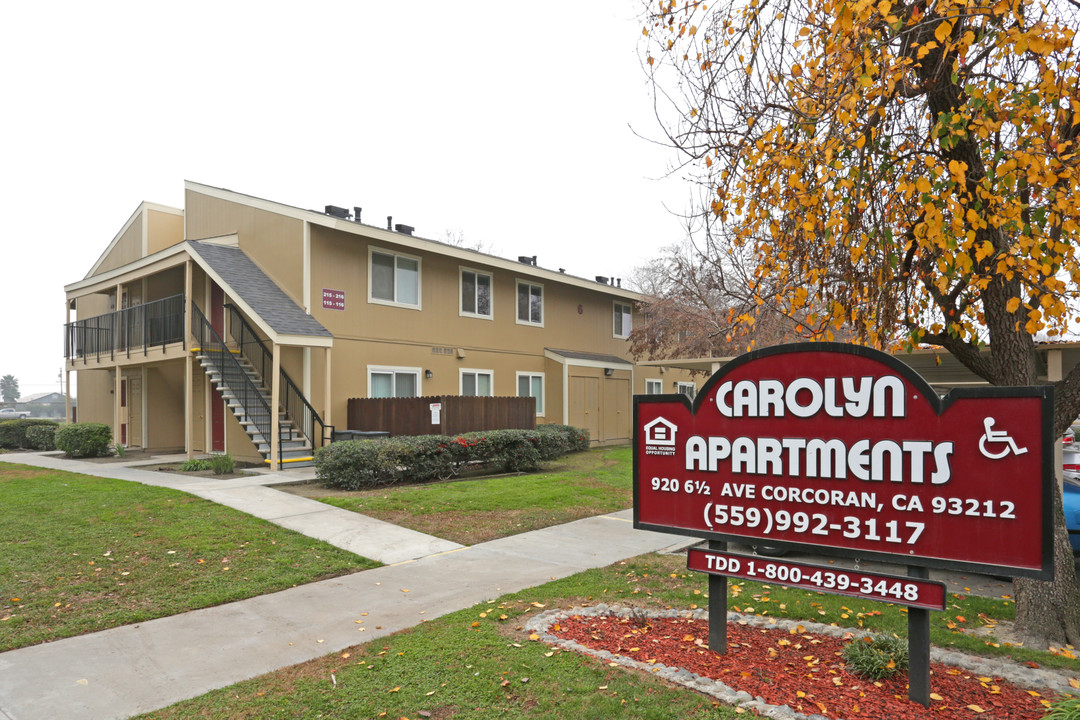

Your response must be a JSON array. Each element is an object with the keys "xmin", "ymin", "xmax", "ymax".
[{"xmin": 1014, "ymin": 482, "xmax": 1080, "ymax": 647}]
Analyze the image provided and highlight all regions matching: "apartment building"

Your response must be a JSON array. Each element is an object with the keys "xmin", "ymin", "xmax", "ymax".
[{"xmin": 63, "ymin": 182, "xmax": 697, "ymax": 467}]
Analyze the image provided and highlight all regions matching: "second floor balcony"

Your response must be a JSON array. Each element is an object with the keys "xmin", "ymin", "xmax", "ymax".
[{"xmin": 65, "ymin": 293, "xmax": 186, "ymax": 363}]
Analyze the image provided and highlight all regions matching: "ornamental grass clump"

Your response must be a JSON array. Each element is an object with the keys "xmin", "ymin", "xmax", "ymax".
[{"xmin": 842, "ymin": 633, "xmax": 909, "ymax": 680}]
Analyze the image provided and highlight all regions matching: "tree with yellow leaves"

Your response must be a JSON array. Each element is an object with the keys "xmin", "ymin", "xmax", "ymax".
[{"xmin": 641, "ymin": 0, "xmax": 1080, "ymax": 645}]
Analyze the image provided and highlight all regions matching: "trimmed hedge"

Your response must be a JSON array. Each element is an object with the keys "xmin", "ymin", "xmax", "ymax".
[
  {"xmin": 55, "ymin": 423, "xmax": 113, "ymax": 458},
  {"xmin": 0, "ymin": 419, "xmax": 61, "ymax": 450},
  {"xmin": 315, "ymin": 425, "xmax": 590, "ymax": 491},
  {"xmin": 25, "ymin": 425, "xmax": 58, "ymax": 451}
]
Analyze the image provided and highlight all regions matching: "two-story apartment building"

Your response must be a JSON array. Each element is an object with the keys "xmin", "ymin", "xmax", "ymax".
[{"xmin": 63, "ymin": 181, "xmax": 698, "ymax": 467}]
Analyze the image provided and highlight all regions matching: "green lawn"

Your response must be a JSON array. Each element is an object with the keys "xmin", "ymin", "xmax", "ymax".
[
  {"xmin": 138, "ymin": 552, "xmax": 1080, "ymax": 719},
  {"xmin": 316, "ymin": 447, "xmax": 633, "ymax": 544},
  {"xmin": 0, "ymin": 463, "xmax": 378, "ymax": 651}
]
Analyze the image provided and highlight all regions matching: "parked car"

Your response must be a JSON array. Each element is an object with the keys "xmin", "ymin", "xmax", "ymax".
[
  {"xmin": 0, "ymin": 408, "xmax": 30, "ymax": 419},
  {"xmin": 1063, "ymin": 449, "xmax": 1080, "ymax": 554}
]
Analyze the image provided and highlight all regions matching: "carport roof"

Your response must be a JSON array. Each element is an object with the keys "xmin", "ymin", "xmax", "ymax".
[{"xmin": 545, "ymin": 349, "xmax": 634, "ymax": 366}]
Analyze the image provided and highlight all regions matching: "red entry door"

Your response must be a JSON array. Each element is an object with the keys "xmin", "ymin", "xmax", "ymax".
[{"xmin": 210, "ymin": 283, "xmax": 226, "ymax": 453}]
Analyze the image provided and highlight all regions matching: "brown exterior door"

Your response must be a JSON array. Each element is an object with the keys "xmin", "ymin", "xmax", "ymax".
[
  {"xmin": 570, "ymin": 376, "xmax": 600, "ymax": 442},
  {"xmin": 210, "ymin": 282, "xmax": 226, "ymax": 453},
  {"xmin": 119, "ymin": 377, "xmax": 128, "ymax": 445},
  {"xmin": 602, "ymin": 377, "xmax": 630, "ymax": 443}
]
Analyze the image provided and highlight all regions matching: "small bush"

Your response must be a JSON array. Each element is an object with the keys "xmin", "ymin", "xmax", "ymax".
[
  {"xmin": 0, "ymin": 419, "xmax": 61, "ymax": 449},
  {"xmin": 114, "ymin": 443, "xmax": 126, "ymax": 458},
  {"xmin": 54, "ymin": 423, "xmax": 113, "ymax": 458},
  {"xmin": 178, "ymin": 458, "xmax": 212, "ymax": 472},
  {"xmin": 25, "ymin": 425, "xmax": 58, "ymax": 451},
  {"xmin": 315, "ymin": 438, "xmax": 387, "ymax": 490},
  {"xmin": 538, "ymin": 424, "xmax": 590, "ymax": 452},
  {"xmin": 842, "ymin": 634, "xmax": 909, "ymax": 680},
  {"xmin": 209, "ymin": 453, "xmax": 235, "ymax": 475}
]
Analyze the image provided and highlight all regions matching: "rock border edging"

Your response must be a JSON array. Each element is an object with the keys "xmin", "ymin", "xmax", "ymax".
[{"xmin": 524, "ymin": 605, "xmax": 1076, "ymax": 720}]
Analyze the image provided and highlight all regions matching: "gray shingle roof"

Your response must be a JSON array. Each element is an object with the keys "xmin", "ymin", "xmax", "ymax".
[{"xmin": 187, "ymin": 241, "xmax": 331, "ymax": 338}]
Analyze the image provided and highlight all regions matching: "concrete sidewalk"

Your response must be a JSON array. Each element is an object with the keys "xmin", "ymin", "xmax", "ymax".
[{"xmin": 0, "ymin": 453, "xmax": 686, "ymax": 720}]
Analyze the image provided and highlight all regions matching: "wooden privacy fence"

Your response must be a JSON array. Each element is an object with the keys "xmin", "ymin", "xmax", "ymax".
[{"xmin": 347, "ymin": 395, "xmax": 536, "ymax": 437}]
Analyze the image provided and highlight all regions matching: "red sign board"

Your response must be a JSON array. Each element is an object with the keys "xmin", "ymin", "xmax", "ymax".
[
  {"xmin": 634, "ymin": 344, "xmax": 1053, "ymax": 578},
  {"xmin": 687, "ymin": 547, "xmax": 946, "ymax": 610},
  {"xmin": 322, "ymin": 288, "xmax": 346, "ymax": 311}
]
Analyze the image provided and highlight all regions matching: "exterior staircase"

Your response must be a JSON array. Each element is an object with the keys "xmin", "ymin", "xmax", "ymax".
[{"xmin": 195, "ymin": 349, "xmax": 316, "ymax": 468}]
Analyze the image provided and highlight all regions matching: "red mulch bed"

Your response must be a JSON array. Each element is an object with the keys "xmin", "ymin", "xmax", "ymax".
[{"xmin": 548, "ymin": 614, "xmax": 1058, "ymax": 718}]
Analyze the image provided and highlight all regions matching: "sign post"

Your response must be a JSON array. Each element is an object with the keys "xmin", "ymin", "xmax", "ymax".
[{"xmin": 634, "ymin": 343, "xmax": 1053, "ymax": 705}]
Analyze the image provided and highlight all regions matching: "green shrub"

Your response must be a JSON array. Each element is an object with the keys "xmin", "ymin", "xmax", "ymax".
[
  {"xmin": 0, "ymin": 419, "xmax": 60, "ymax": 449},
  {"xmin": 315, "ymin": 438, "xmax": 387, "ymax": 490},
  {"xmin": 209, "ymin": 453, "xmax": 235, "ymax": 475},
  {"xmin": 538, "ymin": 424, "xmax": 590, "ymax": 452},
  {"xmin": 842, "ymin": 634, "xmax": 909, "ymax": 680},
  {"xmin": 314, "ymin": 425, "xmax": 589, "ymax": 490},
  {"xmin": 178, "ymin": 458, "xmax": 212, "ymax": 472},
  {"xmin": 24, "ymin": 424, "xmax": 58, "ymax": 451},
  {"xmin": 54, "ymin": 423, "xmax": 114, "ymax": 458}
]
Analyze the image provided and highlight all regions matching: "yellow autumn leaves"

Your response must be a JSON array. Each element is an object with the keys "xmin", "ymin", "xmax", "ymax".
[{"xmin": 643, "ymin": 0, "xmax": 1080, "ymax": 347}]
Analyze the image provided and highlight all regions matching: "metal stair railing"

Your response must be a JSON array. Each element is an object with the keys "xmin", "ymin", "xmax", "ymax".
[
  {"xmin": 224, "ymin": 304, "xmax": 334, "ymax": 451},
  {"xmin": 192, "ymin": 304, "xmax": 285, "ymax": 469}
]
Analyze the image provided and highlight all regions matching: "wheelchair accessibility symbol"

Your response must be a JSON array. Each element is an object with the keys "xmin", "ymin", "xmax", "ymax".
[{"xmin": 978, "ymin": 417, "xmax": 1028, "ymax": 460}]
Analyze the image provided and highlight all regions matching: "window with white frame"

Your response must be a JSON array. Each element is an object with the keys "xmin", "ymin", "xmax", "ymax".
[
  {"xmin": 517, "ymin": 372, "xmax": 544, "ymax": 415},
  {"xmin": 614, "ymin": 301, "xmax": 633, "ymax": 338},
  {"xmin": 460, "ymin": 369, "xmax": 493, "ymax": 396},
  {"xmin": 369, "ymin": 248, "xmax": 420, "ymax": 307},
  {"xmin": 676, "ymin": 382, "xmax": 696, "ymax": 399},
  {"xmin": 460, "ymin": 268, "xmax": 493, "ymax": 318},
  {"xmin": 645, "ymin": 379, "xmax": 663, "ymax": 395},
  {"xmin": 516, "ymin": 280, "xmax": 543, "ymax": 326},
  {"xmin": 368, "ymin": 366, "xmax": 421, "ymax": 398}
]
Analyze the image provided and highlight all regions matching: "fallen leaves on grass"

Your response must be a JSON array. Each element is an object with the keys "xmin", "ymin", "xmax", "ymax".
[{"xmin": 549, "ymin": 615, "xmax": 1057, "ymax": 719}]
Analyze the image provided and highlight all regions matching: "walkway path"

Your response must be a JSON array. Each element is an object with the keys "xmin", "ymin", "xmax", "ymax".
[{"xmin": 0, "ymin": 453, "xmax": 687, "ymax": 720}]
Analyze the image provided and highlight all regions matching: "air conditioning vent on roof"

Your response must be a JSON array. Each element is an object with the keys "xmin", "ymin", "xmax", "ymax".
[
  {"xmin": 518, "ymin": 255, "xmax": 537, "ymax": 266},
  {"xmin": 395, "ymin": 224, "xmax": 415, "ymax": 236},
  {"xmin": 595, "ymin": 275, "xmax": 609, "ymax": 284},
  {"xmin": 325, "ymin": 205, "xmax": 351, "ymax": 219}
]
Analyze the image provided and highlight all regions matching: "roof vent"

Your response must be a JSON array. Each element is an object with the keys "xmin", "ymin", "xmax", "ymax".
[
  {"xmin": 325, "ymin": 205, "xmax": 351, "ymax": 219},
  {"xmin": 353, "ymin": 207, "xmax": 363, "ymax": 223},
  {"xmin": 387, "ymin": 216, "xmax": 393, "ymax": 230},
  {"xmin": 595, "ymin": 275, "xmax": 609, "ymax": 284},
  {"xmin": 518, "ymin": 255, "xmax": 537, "ymax": 266},
  {"xmin": 395, "ymin": 224, "xmax": 415, "ymax": 236},
  {"xmin": 616, "ymin": 278, "xmax": 622, "ymax": 288}
]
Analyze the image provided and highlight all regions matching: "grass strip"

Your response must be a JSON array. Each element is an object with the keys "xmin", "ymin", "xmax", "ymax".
[
  {"xmin": 138, "ymin": 552, "xmax": 1079, "ymax": 719},
  {"xmin": 316, "ymin": 447, "xmax": 633, "ymax": 545},
  {"xmin": 0, "ymin": 464, "xmax": 378, "ymax": 651}
]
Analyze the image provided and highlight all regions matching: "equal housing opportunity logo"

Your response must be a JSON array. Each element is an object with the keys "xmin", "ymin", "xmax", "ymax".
[{"xmin": 644, "ymin": 416, "xmax": 678, "ymax": 455}]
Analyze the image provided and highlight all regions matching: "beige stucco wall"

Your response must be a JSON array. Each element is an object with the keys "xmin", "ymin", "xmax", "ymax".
[
  {"xmin": 146, "ymin": 209, "xmax": 184, "ymax": 255},
  {"xmin": 145, "ymin": 362, "xmax": 185, "ymax": 452},
  {"xmin": 95, "ymin": 216, "xmax": 144, "ymax": 275},
  {"xmin": 185, "ymin": 190, "xmax": 305, "ymax": 307}
]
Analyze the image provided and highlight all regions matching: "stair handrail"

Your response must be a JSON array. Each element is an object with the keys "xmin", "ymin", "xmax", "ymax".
[
  {"xmin": 223, "ymin": 304, "xmax": 334, "ymax": 450},
  {"xmin": 192, "ymin": 305, "xmax": 284, "ymax": 468}
]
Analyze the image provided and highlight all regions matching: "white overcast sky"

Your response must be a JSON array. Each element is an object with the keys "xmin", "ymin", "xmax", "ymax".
[{"xmin": 0, "ymin": 0, "xmax": 695, "ymax": 398}]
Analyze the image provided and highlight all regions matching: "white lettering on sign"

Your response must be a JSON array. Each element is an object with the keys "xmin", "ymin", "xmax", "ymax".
[
  {"xmin": 685, "ymin": 435, "xmax": 953, "ymax": 484},
  {"xmin": 715, "ymin": 376, "xmax": 906, "ymax": 419}
]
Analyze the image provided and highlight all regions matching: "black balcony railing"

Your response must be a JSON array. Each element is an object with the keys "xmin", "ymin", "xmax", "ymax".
[
  {"xmin": 224, "ymin": 304, "xmax": 333, "ymax": 451},
  {"xmin": 65, "ymin": 294, "xmax": 185, "ymax": 362}
]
